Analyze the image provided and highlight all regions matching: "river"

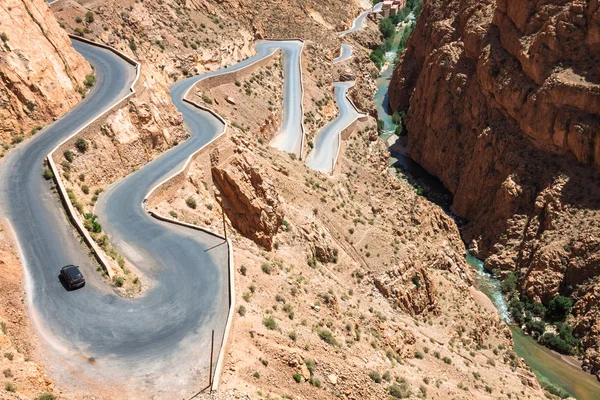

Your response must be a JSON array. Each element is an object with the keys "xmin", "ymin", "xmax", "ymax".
[{"xmin": 375, "ymin": 17, "xmax": 600, "ymax": 400}]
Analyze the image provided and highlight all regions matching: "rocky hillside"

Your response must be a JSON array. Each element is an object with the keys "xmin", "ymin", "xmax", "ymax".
[
  {"xmin": 0, "ymin": 0, "xmax": 91, "ymax": 147},
  {"xmin": 389, "ymin": 0, "xmax": 600, "ymax": 378}
]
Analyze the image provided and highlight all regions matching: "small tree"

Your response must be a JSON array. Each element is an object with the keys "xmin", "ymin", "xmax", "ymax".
[{"xmin": 546, "ymin": 296, "xmax": 573, "ymax": 323}]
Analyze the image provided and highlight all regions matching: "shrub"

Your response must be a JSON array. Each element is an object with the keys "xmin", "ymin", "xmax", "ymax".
[
  {"xmin": 414, "ymin": 351, "xmax": 424, "ymax": 359},
  {"xmin": 4, "ymin": 352, "xmax": 13, "ymax": 361},
  {"xmin": 388, "ymin": 382, "xmax": 412, "ymax": 398},
  {"xmin": 129, "ymin": 41, "xmax": 137, "ymax": 51},
  {"xmin": 309, "ymin": 377, "xmax": 321, "ymax": 387},
  {"xmin": 75, "ymin": 138, "xmax": 88, "ymax": 153},
  {"xmin": 185, "ymin": 197, "xmax": 197, "ymax": 209},
  {"xmin": 288, "ymin": 331, "xmax": 297, "ymax": 341},
  {"xmin": 202, "ymin": 94, "xmax": 213, "ymax": 104},
  {"xmin": 318, "ymin": 329, "xmax": 338, "ymax": 346},
  {"xmin": 0, "ymin": 32, "xmax": 8, "ymax": 42},
  {"xmin": 84, "ymin": 74, "xmax": 96, "ymax": 88},
  {"xmin": 260, "ymin": 358, "xmax": 268, "ymax": 366},
  {"xmin": 35, "ymin": 394, "xmax": 56, "ymax": 400},
  {"xmin": 169, "ymin": 210, "xmax": 177, "ymax": 218},
  {"xmin": 261, "ymin": 263, "xmax": 272, "ymax": 274},
  {"xmin": 75, "ymin": 16, "xmax": 83, "ymax": 23},
  {"xmin": 253, "ymin": 371, "xmax": 260, "ymax": 379},
  {"xmin": 5, "ymin": 382, "xmax": 17, "ymax": 392},
  {"xmin": 368, "ymin": 371, "xmax": 382, "ymax": 383},
  {"xmin": 237, "ymin": 305, "xmax": 246, "ymax": 316},
  {"xmin": 0, "ymin": 322, "xmax": 5, "ymax": 334},
  {"xmin": 85, "ymin": 11, "xmax": 94, "ymax": 23},
  {"xmin": 3, "ymin": 369, "xmax": 12, "ymax": 378},
  {"xmin": 442, "ymin": 356, "xmax": 452, "ymax": 364},
  {"xmin": 292, "ymin": 373, "xmax": 303, "ymax": 383},
  {"xmin": 81, "ymin": 185, "xmax": 89, "ymax": 195},
  {"xmin": 263, "ymin": 317, "xmax": 277, "ymax": 330},
  {"xmin": 240, "ymin": 265, "xmax": 247, "ymax": 275},
  {"xmin": 31, "ymin": 125, "xmax": 43, "ymax": 135},
  {"xmin": 11, "ymin": 136, "xmax": 24, "ymax": 144},
  {"xmin": 113, "ymin": 276, "xmax": 125, "ymax": 287},
  {"xmin": 43, "ymin": 168, "xmax": 54, "ymax": 180},
  {"xmin": 64, "ymin": 150, "xmax": 74, "ymax": 162},
  {"xmin": 501, "ymin": 271, "xmax": 517, "ymax": 294},
  {"xmin": 304, "ymin": 359, "xmax": 315, "ymax": 375}
]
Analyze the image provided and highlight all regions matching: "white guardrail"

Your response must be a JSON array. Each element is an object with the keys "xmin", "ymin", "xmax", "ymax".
[{"xmin": 46, "ymin": 35, "xmax": 141, "ymax": 278}]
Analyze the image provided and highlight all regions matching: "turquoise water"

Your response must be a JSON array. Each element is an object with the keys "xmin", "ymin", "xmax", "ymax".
[
  {"xmin": 376, "ymin": 12, "xmax": 600, "ymax": 400},
  {"xmin": 466, "ymin": 254, "xmax": 600, "ymax": 400}
]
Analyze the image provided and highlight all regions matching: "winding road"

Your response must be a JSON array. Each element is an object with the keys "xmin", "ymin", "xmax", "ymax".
[
  {"xmin": 0, "ymin": 39, "xmax": 230, "ymax": 397},
  {"xmin": 0, "ymin": 1, "xmax": 375, "ymax": 396},
  {"xmin": 0, "ymin": 34, "xmax": 307, "ymax": 397},
  {"xmin": 305, "ymin": 82, "xmax": 365, "ymax": 173}
]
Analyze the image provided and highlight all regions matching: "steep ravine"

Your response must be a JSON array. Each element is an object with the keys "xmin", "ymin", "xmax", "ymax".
[{"xmin": 389, "ymin": 0, "xmax": 600, "ymax": 382}]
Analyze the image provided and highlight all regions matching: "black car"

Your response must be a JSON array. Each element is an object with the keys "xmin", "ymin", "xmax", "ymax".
[{"xmin": 60, "ymin": 265, "xmax": 85, "ymax": 290}]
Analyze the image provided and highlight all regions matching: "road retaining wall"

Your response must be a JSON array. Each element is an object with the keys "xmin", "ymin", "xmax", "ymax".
[{"xmin": 46, "ymin": 35, "xmax": 140, "ymax": 279}]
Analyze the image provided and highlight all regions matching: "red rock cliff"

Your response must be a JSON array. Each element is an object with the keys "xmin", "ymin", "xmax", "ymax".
[
  {"xmin": 0, "ymin": 0, "xmax": 91, "ymax": 144},
  {"xmin": 389, "ymin": 0, "xmax": 600, "ymax": 378}
]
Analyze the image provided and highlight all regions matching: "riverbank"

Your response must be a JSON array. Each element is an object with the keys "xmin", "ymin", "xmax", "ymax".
[{"xmin": 373, "ymin": 11, "xmax": 600, "ymax": 400}]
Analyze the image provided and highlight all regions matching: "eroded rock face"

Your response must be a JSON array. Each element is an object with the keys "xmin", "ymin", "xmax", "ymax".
[
  {"xmin": 0, "ymin": 0, "xmax": 91, "ymax": 143},
  {"xmin": 389, "ymin": 0, "xmax": 600, "ymax": 377},
  {"xmin": 374, "ymin": 265, "xmax": 438, "ymax": 316},
  {"xmin": 212, "ymin": 153, "xmax": 284, "ymax": 249}
]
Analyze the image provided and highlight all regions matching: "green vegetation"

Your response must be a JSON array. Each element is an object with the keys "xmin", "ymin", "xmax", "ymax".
[
  {"xmin": 292, "ymin": 373, "xmax": 302, "ymax": 383},
  {"xmin": 75, "ymin": 138, "xmax": 89, "ymax": 153},
  {"xmin": 263, "ymin": 317, "xmax": 277, "ymax": 330},
  {"xmin": 34, "ymin": 394, "xmax": 56, "ymax": 400},
  {"xmin": 84, "ymin": 74, "xmax": 96, "ymax": 88},
  {"xmin": 546, "ymin": 295, "xmax": 573, "ymax": 323},
  {"xmin": 318, "ymin": 329, "xmax": 339, "ymax": 346},
  {"xmin": 129, "ymin": 41, "xmax": 137, "ymax": 51},
  {"xmin": 261, "ymin": 263, "xmax": 272, "ymax": 274},
  {"xmin": 43, "ymin": 168, "xmax": 54, "ymax": 180},
  {"xmin": 504, "ymin": 272, "xmax": 579, "ymax": 355},
  {"xmin": 83, "ymin": 213, "xmax": 102, "ymax": 233},
  {"xmin": 85, "ymin": 11, "xmax": 94, "ymax": 23},
  {"xmin": 31, "ymin": 125, "xmax": 43, "ymax": 135},
  {"xmin": 539, "ymin": 378, "xmax": 570, "ymax": 399},
  {"xmin": 368, "ymin": 371, "xmax": 382, "ymax": 383},
  {"xmin": 388, "ymin": 379, "xmax": 412, "ymax": 398},
  {"xmin": 113, "ymin": 276, "xmax": 125, "ymax": 287},
  {"xmin": 5, "ymin": 382, "xmax": 17, "ymax": 392},
  {"xmin": 185, "ymin": 197, "xmax": 197, "ymax": 209},
  {"xmin": 0, "ymin": 32, "xmax": 8, "ymax": 42},
  {"xmin": 237, "ymin": 305, "xmax": 246, "ymax": 316}
]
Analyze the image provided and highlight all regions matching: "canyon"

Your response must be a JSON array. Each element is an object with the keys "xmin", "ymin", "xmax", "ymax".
[
  {"xmin": 389, "ymin": 0, "xmax": 600, "ymax": 381},
  {"xmin": 0, "ymin": 0, "xmax": 596, "ymax": 399}
]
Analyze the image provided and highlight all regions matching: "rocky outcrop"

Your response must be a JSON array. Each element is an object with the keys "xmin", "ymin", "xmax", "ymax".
[
  {"xmin": 0, "ymin": 0, "xmax": 91, "ymax": 143},
  {"xmin": 212, "ymin": 153, "xmax": 284, "ymax": 249},
  {"xmin": 389, "ymin": 0, "xmax": 600, "ymax": 377},
  {"xmin": 374, "ymin": 265, "xmax": 438, "ymax": 316}
]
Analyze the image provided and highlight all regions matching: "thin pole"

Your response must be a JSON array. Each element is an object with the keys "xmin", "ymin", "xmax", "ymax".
[{"xmin": 209, "ymin": 329, "xmax": 215, "ymax": 389}]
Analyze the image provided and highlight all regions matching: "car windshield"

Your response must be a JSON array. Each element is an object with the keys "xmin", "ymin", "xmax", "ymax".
[{"xmin": 67, "ymin": 267, "xmax": 82, "ymax": 279}]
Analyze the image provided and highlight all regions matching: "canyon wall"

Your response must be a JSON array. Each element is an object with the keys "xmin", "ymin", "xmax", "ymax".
[
  {"xmin": 0, "ymin": 0, "xmax": 91, "ymax": 144},
  {"xmin": 389, "ymin": 0, "xmax": 600, "ymax": 377}
]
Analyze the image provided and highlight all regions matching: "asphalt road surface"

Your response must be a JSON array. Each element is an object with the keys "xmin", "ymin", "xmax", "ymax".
[
  {"xmin": 338, "ymin": 2, "xmax": 383, "ymax": 37},
  {"xmin": 0, "ymin": 40, "xmax": 229, "ymax": 398},
  {"xmin": 333, "ymin": 44, "xmax": 354, "ymax": 64},
  {"xmin": 305, "ymin": 81, "xmax": 365, "ymax": 173}
]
